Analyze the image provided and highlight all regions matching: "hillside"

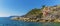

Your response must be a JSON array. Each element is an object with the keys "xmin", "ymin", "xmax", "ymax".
[{"xmin": 11, "ymin": 5, "xmax": 60, "ymax": 22}]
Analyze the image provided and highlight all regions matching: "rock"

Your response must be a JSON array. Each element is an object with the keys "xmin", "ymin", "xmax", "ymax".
[{"xmin": 11, "ymin": 5, "xmax": 60, "ymax": 22}]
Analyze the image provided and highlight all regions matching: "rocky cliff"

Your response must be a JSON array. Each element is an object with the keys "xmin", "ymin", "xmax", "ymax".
[{"xmin": 11, "ymin": 5, "xmax": 60, "ymax": 22}]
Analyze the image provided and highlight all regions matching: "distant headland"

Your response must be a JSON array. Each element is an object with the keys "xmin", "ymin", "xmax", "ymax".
[{"xmin": 11, "ymin": 5, "xmax": 60, "ymax": 22}]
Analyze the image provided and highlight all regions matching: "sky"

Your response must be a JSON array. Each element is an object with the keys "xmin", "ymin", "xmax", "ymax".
[{"xmin": 0, "ymin": 0, "xmax": 60, "ymax": 17}]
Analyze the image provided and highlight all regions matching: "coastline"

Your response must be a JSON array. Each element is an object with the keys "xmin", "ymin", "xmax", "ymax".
[
  {"xmin": 11, "ymin": 17, "xmax": 60, "ymax": 22},
  {"xmin": 11, "ymin": 5, "xmax": 60, "ymax": 23}
]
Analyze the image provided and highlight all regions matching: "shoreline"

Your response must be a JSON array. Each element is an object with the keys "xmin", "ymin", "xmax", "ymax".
[{"xmin": 11, "ymin": 17, "xmax": 60, "ymax": 22}]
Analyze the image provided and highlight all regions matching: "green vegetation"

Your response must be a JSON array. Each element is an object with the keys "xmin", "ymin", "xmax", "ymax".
[
  {"xmin": 26, "ymin": 8, "xmax": 42, "ymax": 18},
  {"xmin": 11, "ymin": 5, "xmax": 60, "ymax": 22}
]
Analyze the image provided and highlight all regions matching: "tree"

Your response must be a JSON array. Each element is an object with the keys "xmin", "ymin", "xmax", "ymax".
[{"xmin": 41, "ymin": 5, "xmax": 46, "ymax": 10}]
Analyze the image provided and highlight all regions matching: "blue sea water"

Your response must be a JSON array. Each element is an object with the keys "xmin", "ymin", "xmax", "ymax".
[{"xmin": 0, "ymin": 17, "xmax": 60, "ymax": 26}]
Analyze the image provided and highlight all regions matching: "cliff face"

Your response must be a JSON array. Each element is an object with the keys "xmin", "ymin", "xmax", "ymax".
[
  {"xmin": 41, "ymin": 5, "xmax": 60, "ymax": 22},
  {"xmin": 42, "ymin": 6, "xmax": 56, "ymax": 20},
  {"xmin": 11, "ymin": 5, "xmax": 60, "ymax": 22}
]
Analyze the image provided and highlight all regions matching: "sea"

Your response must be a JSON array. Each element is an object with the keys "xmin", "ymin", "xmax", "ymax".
[{"xmin": 0, "ymin": 17, "xmax": 60, "ymax": 26}]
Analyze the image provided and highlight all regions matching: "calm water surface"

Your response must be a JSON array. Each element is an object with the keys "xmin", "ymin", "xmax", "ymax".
[{"xmin": 0, "ymin": 17, "xmax": 60, "ymax": 26}]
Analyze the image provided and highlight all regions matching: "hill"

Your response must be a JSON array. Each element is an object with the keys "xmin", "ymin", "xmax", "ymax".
[{"xmin": 11, "ymin": 5, "xmax": 60, "ymax": 22}]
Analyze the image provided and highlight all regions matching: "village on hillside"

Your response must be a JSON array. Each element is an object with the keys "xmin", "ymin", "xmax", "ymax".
[{"xmin": 11, "ymin": 5, "xmax": 60, "ymax": 22}]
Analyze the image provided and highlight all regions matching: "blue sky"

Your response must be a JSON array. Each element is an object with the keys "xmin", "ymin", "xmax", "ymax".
[{"xmin": 0, "ymin": 0, "xmax": 60, "ymax": 17}]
